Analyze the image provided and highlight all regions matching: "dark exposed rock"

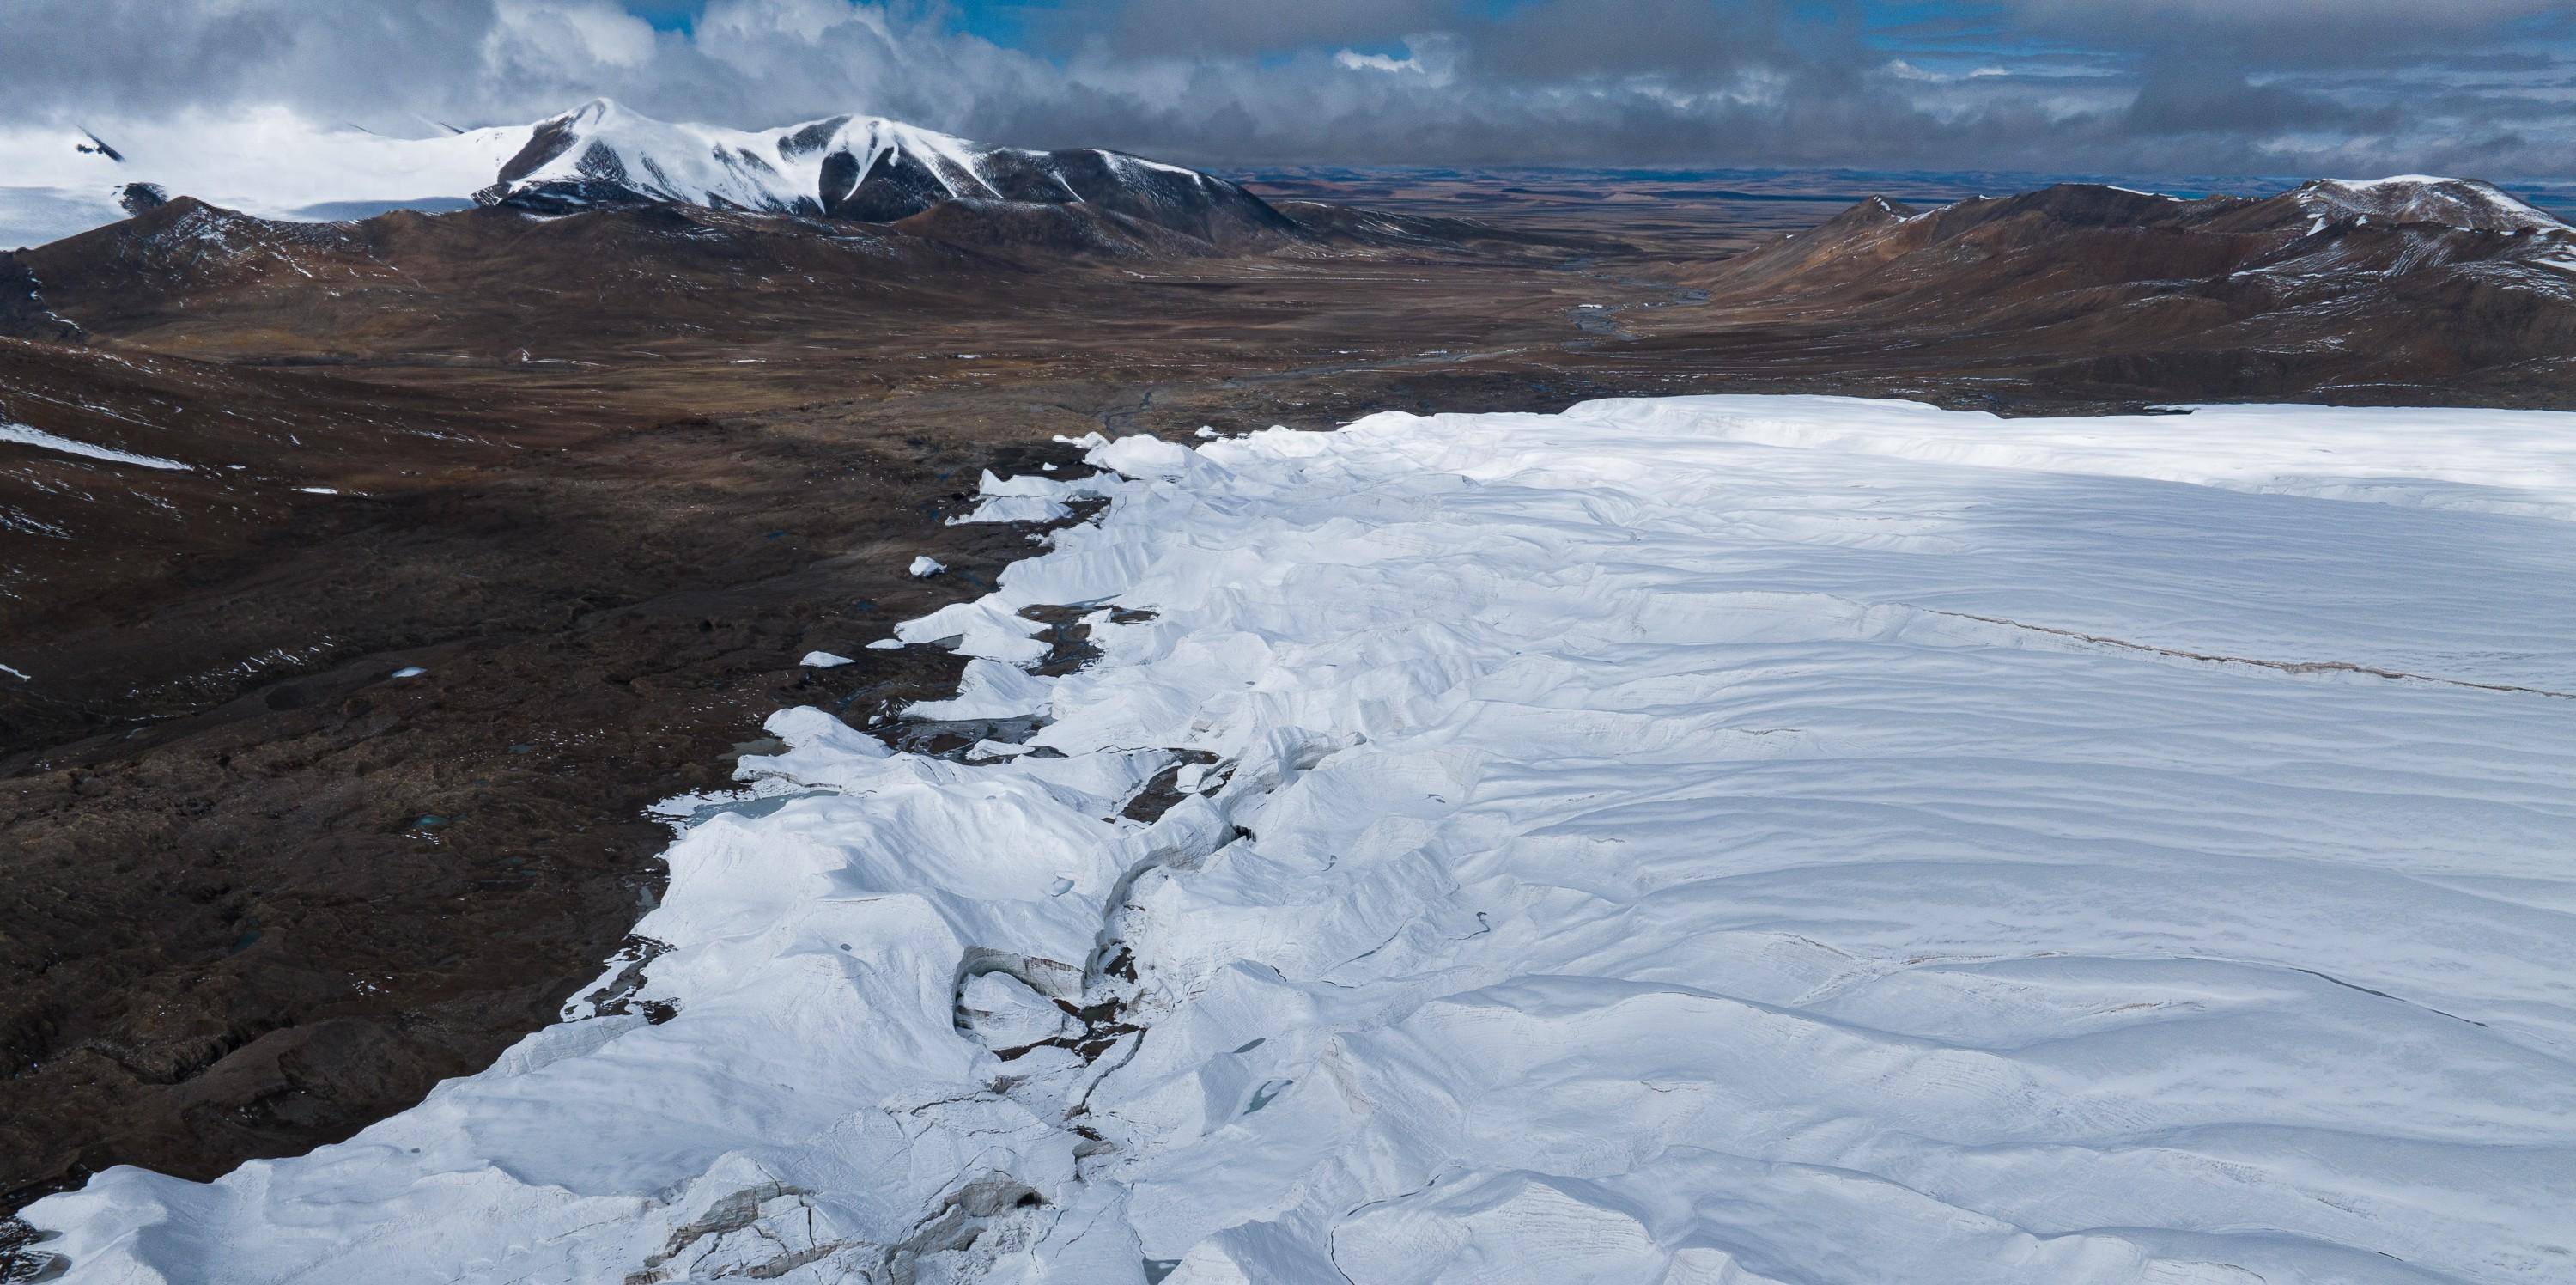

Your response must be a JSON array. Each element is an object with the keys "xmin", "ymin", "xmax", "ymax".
[
  {"xmin": 114, "ymin": 182, "xmax": 167, "ymax": 216},
  {"xmin": 0, "ymin": 253, "xmax": 82, "ymax": 343},
  {"xmin": 829, "ymin": 147, "xmax": 956, "ymax": 223},
  {"xmin": 0, "ymin": 1215, "xmax": 64, "ymax": 1282}
]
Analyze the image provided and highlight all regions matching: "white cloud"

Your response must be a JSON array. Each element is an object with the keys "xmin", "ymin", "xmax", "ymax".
[
  {"xmin": 490, "ymin": 0, "xmax": 659, "ymax": 70},
  {"xmin": 1334, "ymin": 48, "xmax": 1423, "ymax": 74}
]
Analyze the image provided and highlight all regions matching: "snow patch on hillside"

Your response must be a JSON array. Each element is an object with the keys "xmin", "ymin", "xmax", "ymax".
[
  {"xmin": 1, "ymin": 419, "xmax": 191, "ymax": 471},
  {"xmin": 25, "ymin": 396, "xmax": 2576, "ymax": 1283}
]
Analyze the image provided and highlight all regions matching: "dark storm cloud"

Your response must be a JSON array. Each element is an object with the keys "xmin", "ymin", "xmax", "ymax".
[
  {"xmin": 0, "ymin": 0, "xmax": 508, "ymax": 117},
  {"xmin": 2123, "ymin": 61, "xmax": 2405, "ymax": 137},
  {"xmin": 1078, "ymin": 0, "xmax": 1460, "ymax": 57},
  {"xmin": 1463, "ymin": 0, "xmax": 1840, "ymax": 80},
  {"xmin": 3, "ymin": 0, "xmax": 2573, "ymax": 180}
]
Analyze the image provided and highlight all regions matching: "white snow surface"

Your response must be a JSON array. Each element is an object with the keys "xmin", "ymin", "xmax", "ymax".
[
  {"xmin": 0, "ymin": 108, "xmax": 531, "ymax": 245},
  {"xmin": 27, "ymin": 395, "xmax": 2576, "ymax": 1284},
  {"xmin": 910, "ymin": 556, "xmax": 948, "ymax": 577}
]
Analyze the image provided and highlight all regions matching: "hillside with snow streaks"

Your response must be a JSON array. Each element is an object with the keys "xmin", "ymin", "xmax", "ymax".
[{"xmin": 24, "ymin": 397, "xmax": 2576, "ymax": 1283}]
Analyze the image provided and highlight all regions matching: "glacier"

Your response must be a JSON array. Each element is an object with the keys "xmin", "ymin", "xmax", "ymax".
[{"xmin": 21, "ymin": 395, "xmax": 2576, "ymax": 1283}]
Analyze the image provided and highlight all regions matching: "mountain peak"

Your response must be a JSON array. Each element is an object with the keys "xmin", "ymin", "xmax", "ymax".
[
  {"xmin": 479, "ymin": 100, "xmax": 1296, "ymax": 242},
  {"xmin": 559, "ymin": 97, "xmax": 623, "ymax": 123},
  {"xmin": 2295, "ymin": 175, "xmax": 2561, "ymax": 233}
]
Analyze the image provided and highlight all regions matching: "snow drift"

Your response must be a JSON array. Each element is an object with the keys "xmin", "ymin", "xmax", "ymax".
[{"xmin": 22, "ymin": 396, "xmax": 2576, "ymax": 1283}]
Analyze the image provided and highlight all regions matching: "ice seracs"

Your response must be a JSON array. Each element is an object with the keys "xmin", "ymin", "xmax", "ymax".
[{"xmin": 23, "ymin": 394, "xmax": 2576, "ymax": 1284}]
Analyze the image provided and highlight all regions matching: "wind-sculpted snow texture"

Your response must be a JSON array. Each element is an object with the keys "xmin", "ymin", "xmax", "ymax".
[{"xmin": 26, "ymin": 396, "xmax": 2576, "ymax": 1283}]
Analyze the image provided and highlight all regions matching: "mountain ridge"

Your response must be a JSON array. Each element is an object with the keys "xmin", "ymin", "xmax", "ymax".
[
  {"xmin": 474, "ymin": 98, "xmax": 1303, "ymax": 244},
  {"xmin": 1639, "ymin": 174, "xmax": 2576, "ymax": 403},
  {"xmin": 3, "ymin": 101, "xmax": 1304, "ymax": 252}
]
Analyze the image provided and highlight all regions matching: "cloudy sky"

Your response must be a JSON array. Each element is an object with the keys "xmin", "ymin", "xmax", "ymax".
[{"xmin": 5, "ymin": 0, "xmax": 2574, "ymax": 180}]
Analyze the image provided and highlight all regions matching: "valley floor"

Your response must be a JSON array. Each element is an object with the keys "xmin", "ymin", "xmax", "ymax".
[{"xmin": 26, "ymin": 396, "xmax": 2576, "ymax": 1282}]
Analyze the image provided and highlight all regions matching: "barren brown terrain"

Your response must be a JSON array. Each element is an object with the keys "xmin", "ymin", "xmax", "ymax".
[{"xmin": 5, "ymin": 167, "xmax": 2573, "ymax": 1220}]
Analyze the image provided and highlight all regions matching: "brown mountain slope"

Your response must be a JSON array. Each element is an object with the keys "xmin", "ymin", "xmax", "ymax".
[
  {"xmin": 11, "ymin": 197, "xmax": 1064, "ymax": 361},
  {"xmin": 1626, "ymin": 180, "xmax": 2576, "ymax": 404},
  {"xmin": 6, "ymin": 191, "xmax": 1554, "ymax": 367}
]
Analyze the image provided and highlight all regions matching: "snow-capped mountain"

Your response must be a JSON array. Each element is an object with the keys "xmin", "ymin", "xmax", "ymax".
[
  {"xmin": 0, "ymin": 102, "xmax": 1293, "ymax": 250},
  {"xmin": 2294, "ymin": 174, "xmax": 2565, "ymax": 233},
  {"xmin": 481, "ymin": 100, "xmax": 1294, "ymax": 239}
]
